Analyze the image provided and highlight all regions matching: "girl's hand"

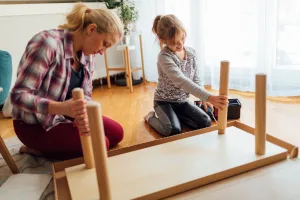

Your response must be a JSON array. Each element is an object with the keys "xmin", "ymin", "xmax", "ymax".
[
  {"xmin": 202, "ymin": 101, "xmax": 214, "ymax": 112},
  {"xmin": 207, "ymin": 95, "xmax": 228, "ymax": 110}
]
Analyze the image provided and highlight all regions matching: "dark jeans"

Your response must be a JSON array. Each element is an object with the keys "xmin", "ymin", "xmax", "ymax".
[{"xmin": 148, "ymin": 101, "xmax": 212, "ymax": 136}]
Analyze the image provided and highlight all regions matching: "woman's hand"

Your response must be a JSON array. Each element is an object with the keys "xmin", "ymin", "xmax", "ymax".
[
  {"xmin": 207, "ymin": 95, "xmax": 228, "ymax": 110},
  {"xmin": 68, "ymin": 99, "xmax": 89, "ymax": 134},
  {"xmin": 48, "ymin": 99, "xmax": 89, "ymax": 134},
  {"xmin": 49, "ymin": 98, "xmax": 86, "ymax": 117},
  {"xmin": 62, "ymin": 99, "xmax": 87, "ymax": 118},
  {"xmin": 74, "ymin": 112, "xmax": 90, "ymax": 134}
]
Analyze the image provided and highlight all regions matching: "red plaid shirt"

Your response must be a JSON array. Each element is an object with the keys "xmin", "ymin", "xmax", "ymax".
[{"xmin": 11, "ymin": 29, "xmax": 95, "ymax": 131}]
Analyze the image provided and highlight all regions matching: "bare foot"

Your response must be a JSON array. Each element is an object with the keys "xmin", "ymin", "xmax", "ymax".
[{"xmin": 19, "ymin": 145, "xmax": 44, "ymax": 157}]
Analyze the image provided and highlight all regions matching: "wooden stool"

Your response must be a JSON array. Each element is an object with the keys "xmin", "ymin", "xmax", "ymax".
[
  {"xmin": 0, "ymin": 136, "xmax": 19, "ymax": 173},
  {"xmin": 104, "ymin": 33, "xmax": 146, "ymax": 93},
  {"xmin": 0, "ymin": 87, "xmax": 19, "ymax": 174},
  {"xmin": 0, "ymin": 136, "xmax": 20, "ymax": 174}
]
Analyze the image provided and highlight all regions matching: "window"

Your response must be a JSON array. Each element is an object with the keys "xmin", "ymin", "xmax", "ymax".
[{"xmin": 277, "ymin": 0, "xmax": 300, "ymax": 68}]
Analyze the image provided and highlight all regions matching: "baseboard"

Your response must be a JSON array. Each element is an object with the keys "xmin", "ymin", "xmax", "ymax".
[
  {"xmin": 0, "ymin": 111, "xmax": 5, "ymax": 119},
  {"xmin": 93, "ymin": 72, "xmax": 126, "ymax": 88}
]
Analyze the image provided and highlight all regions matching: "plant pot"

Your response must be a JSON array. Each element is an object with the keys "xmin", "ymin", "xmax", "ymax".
[
  {"xmin": 124, "ymin": 21, "xmax": 135, "ymax": 32},
  {"xmin": 123, "ymin": 35, "xmax": 130, "ymax": 45}
]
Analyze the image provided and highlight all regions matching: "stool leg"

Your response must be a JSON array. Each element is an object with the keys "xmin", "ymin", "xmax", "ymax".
[
  {"xmin": 104, "ymin": 51, "xmax": 111, "ymax": 89},
  {"xmin": 123, "ymin": 50, "xmax": 129, "ymax": 88},
  {"xmin": 0, "ymin": 136, "xmax": 19, "ymax": 174},
  {"xmin": 125, "ymin": 47, "xmax": 133, "ymax": 93},
  {"xmin": 139, "ymin": 35, "xmax": 146, "ymax": 84}
]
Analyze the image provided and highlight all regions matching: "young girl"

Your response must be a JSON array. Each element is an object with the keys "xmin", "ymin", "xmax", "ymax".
[
  {"xmin": 144, "ymin": 14, "xmax": 228, "ymax": 136},
  {"xmin": 10, "ymin": 3, "xmax": 124, "ymax": 160}
]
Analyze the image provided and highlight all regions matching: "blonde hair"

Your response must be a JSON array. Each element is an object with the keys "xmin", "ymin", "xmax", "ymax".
[
  {"xmin": 59, "ymin": 3, "xmax": 123, "ymax": 37},
  {"xmin": 152, "ymin": 14, "xmax": 186, "ymax": 49}
]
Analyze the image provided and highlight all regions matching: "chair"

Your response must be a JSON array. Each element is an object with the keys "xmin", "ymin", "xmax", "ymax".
[
  {"xmin": 0, "ymin": 50, "xmax": 19, "ymax": 174},
  {"xmin": 104, "ymin": 32, "xmax": 146, "ymax": 93},
  {"xmin": 0, "ymin": 136, "xmax": 19, "ymax": 174}
]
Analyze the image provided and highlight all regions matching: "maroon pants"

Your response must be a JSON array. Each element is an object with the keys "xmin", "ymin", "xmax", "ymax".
[{"xmin": 13, "ymin": 116, "xmax": 124, "ymax": 160}]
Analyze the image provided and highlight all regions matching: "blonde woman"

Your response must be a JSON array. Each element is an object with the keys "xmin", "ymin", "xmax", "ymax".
[{"xmin": 10, "ymin": 3, "xmax": 124, "ymax": 160}]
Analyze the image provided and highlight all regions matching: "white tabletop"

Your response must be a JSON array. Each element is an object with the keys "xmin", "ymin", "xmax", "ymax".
[{"xmin": 116, "ymin": 45, "xmax": 136, "ymax": 51}]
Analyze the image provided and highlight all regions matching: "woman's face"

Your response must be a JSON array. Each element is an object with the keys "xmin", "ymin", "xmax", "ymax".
[{"xmin": 82, "ymin": 24, "xmax": 119, "ymax": 55}]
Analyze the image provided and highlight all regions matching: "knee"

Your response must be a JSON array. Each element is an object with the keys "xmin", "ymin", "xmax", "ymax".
[
  {"xmin": 171, "ymin": 126, "xmax": 181, "ymax": 135},
  {"xmin": 111, "ymin": 125, "xmax": 124, "ymax": 147},
  {"xmin": 106, "ymin": 120, "xmax": 124, "ymax": 148},
  {"xmin": 164, "ymin": 124, "xmax": 181, "ymax": 136},
  {"xmin": 97, "ymin": 117, "xmax": 124, "ymax": 149},
  {"xmin": 205, "ymin": 117, "xmax": 212, "ymax": 127},
  {"xmin": 200, "ymin": 115, "xmax": 212, "ymax": 128},
  {"xmin": 105, "ymin": 137, "xmax": 110, "ymax": 150},
  {"xmin": 114, "ymin": 124, "xmax": 124, "ymax": 144}
]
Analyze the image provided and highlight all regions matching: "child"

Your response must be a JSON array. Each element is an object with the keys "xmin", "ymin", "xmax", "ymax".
[{"xmin": 144, "ymin": 14, "xmax": 228, "ymax": 136}]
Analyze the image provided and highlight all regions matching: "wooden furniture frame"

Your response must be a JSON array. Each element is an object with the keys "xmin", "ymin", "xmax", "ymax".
[
  {"xmin": 0, "ymin": 135, "xmax": 19, "ymax": 174},
  {"xmin": 0, "ymin": 87, "xmax": 19, "ymax": 174},
  {"xmin": 52, "ymin": 61, "xmax": 298, "ymax": 200},
  {"xmin": 52, "ymin": 120, "xmax": 298, "ymax": 200},
  {"xmin": 104, "ymin": 33, "xmax": 146, "ymax": 93}
]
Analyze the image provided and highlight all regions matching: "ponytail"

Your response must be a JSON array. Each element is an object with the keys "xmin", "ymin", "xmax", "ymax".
[
  {"xmin": 152, "ymin": 15, "xmax": 162, "ymax": 35},
  {"xmin": 59, "ymin": 3, "xmax": 90, "ymax": 35},
  {"xmin": 59, "ymin": 3, "xmax": 123, "ymax": 37},
  {"xmin": 152, "ymin": 14, "xmax": 186, "ymax": 49}
]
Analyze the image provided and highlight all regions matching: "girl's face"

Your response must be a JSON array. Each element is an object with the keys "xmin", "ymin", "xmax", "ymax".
[
  {"xmin": 166, "ymin": 30, "xmax": 186, "ymax": 52},
  {"xmin": 82, "ymin": 24, "xmax": 119, "ymax": 55}
]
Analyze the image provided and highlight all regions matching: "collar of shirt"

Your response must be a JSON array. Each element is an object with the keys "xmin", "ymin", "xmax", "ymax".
[{"xmin": 63, "ymin": 29, "xmax": 93, "ymax": 67}]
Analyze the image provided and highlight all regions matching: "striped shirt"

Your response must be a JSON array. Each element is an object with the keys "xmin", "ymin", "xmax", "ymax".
[{"xmin": 10, "ymin": 29, "xmax": 95, "ymax": 131}]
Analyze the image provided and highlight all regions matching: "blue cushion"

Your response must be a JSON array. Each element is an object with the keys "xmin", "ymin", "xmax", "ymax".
[{"xmin": 0, "ymin": 50, "xmax": 12, "ymax": 105}]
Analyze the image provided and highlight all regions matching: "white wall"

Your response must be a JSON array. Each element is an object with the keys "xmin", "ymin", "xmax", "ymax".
[{"xmin": 0, "ymin": 2, "xmax": 128, "ymax": 90}]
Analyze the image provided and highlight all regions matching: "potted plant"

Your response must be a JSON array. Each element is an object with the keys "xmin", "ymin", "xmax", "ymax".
[
  {"xmin": 123, "ymin": 26, "xmax": 131, "ymax": 45},
  {"xmin": 104, "ymin": 0, "xmax": 139, "ymax": 45},
  {"xmin": 119, "ymin": 0, "xmax": 139, "ymax": 33},
  {"xmin": 119, "ymin": 1, "xmax": 139, "ymax": 23},
  {"xmin": 103, "ymin": 0, "xmax": 123, "ymax": 9}
]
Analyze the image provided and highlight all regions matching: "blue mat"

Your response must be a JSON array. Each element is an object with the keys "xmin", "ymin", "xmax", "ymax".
[{"xmin": 0, "ymin": 50, "xmax": 12, "ymax": 105}]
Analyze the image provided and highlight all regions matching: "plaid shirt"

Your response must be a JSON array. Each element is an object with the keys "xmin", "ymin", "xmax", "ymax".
[{"xmin": 11, "ymin": 29, "xmax": 95, "ymax": 131}]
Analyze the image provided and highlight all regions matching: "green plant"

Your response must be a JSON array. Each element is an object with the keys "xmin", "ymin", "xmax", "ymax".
[
  {"xmin": 103, "ymin": 0, "xmax": 123, "ymax": 9},
  {"xmin": 119, "ymin": 1, "xmax": 139, "ymax": 23}
]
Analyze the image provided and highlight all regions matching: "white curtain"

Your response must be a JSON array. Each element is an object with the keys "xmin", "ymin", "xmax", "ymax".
[{"xmin": 135, "ymin": 0, "xmax": 300, "ymax": 96}]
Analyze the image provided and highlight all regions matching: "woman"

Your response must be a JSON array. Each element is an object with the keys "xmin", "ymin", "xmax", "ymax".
[{"xmin": 10, "ymin": 3, "xmax": 124, "ymax": 160}]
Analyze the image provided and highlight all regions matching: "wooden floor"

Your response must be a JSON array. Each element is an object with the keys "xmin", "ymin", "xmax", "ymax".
[{"xmin": 1, "ymin": 82, "xmax": 300, "ymax": 150}]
